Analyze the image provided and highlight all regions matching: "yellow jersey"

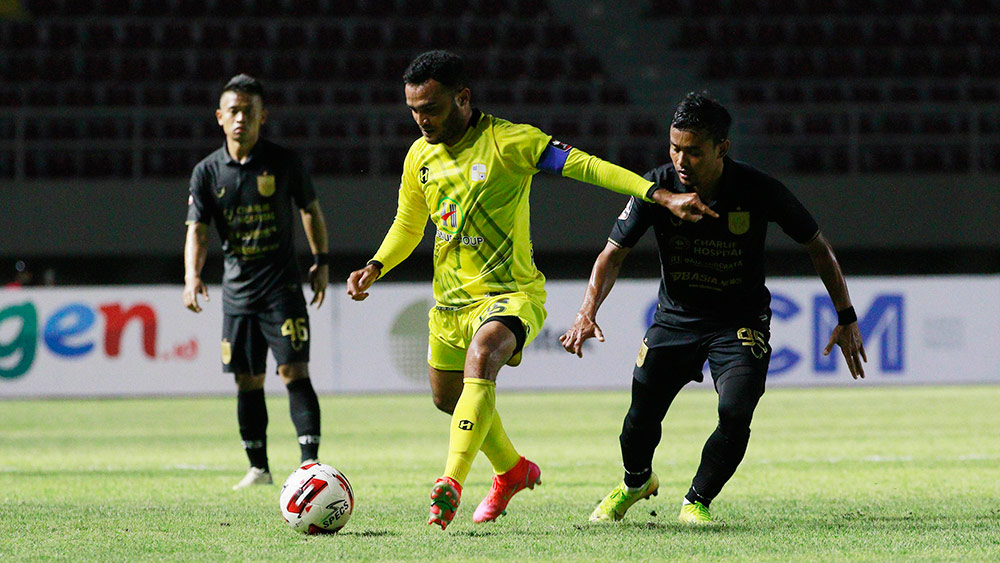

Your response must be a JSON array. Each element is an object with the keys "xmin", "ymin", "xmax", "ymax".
[{"xmin": 372, "ymin": 111, "xmax": 657, "ymax": 308}]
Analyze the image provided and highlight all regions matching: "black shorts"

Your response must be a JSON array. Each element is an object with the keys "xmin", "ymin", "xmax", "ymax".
[
  {"xmin": 221, "ymin": 298, "xmax": 310, "ymax": 375},
  {"xmin": 633, "ymin": 319, "xmax": 772, "ymax": 389}
]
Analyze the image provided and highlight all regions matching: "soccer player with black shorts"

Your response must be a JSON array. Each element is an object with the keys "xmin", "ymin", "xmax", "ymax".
[
  {"xmin": 346, "ymin": 50, "xmax": 688, "ymax": 530},
  {"xmin": 183, "ymin": 75, "xmax": 330, "ymax": 490},
  {"xmin": 561, "ymin": 92, "xmax": 867, "ymax": 524}
]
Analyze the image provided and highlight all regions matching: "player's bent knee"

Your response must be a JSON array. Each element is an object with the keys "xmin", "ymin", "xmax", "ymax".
[
  {"xmin": 235, "ymin": 373, "xmax": 265, "ymax": 391},
  {"xmin": 465, "ymin": 342, "xmax": 513, "ymax": 378},
  {"xmin": 428, "ymin": 368, "xmax": 463, "ymax": 414},
  {"xmin": 278, "ymin": 362, "xmax": 310, "ymax": 384},
  {"xmin": 716, "ymin": 400, "xmax": 755, "ymax": 436},
  {"xmin": 623, "ymin": 410, "xmax": 660, "ymax": 435},
  {"xmin": 431, "ymin": 392, "xmax": 457, "ymax": 414}
]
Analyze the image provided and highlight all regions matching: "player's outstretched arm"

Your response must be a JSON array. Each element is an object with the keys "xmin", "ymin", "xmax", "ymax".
[
  {"xmin": 183, "ymin": 222, "xmax": 210, "ymax": 313},
  {"xmin": 553, "ymin": 146, "xmax": 719, "ymax": 222},
  {"xmin": 346, "ymin": 262, "xmax": 381, "ymax": 301},
  {"xmin": 300, "ymin": 200, "xmax": 330, "ymax": 308},
  {"xmin": 806, "ymin": 232, "xmax": 867, "ymax": 379},
  {"xmin": 649, "ymin": 189, "xmax": 720, "ymax": 222},
  {"xmin": 560, "ymin": 242, "xmax": 630, "ymax": 358}
]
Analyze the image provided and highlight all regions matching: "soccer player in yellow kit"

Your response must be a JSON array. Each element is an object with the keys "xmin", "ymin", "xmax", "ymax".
[{"xmin": 346, "ymin": 50, "xmax": 711, "ymax": 529}]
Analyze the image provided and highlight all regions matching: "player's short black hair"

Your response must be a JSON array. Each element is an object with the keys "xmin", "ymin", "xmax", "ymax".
[
  {"xmin": 221, "ymin": 73, "xmax": 264, "ymax": 101},
  {"xmin": 671, "ymin": 92, "xmax": 731, "ymax": 144},
  {"xmin": 403, "ymin": 50, "xmax": 467, "ymax": 90}
]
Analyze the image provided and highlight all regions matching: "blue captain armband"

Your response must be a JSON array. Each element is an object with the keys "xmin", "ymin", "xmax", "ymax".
[{"xmin": 536, "ymin": 139, "xmax": 573, "ymax": 174}]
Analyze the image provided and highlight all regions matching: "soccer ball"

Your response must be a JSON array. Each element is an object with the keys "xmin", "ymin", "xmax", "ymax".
[{"xmin": 279, "ymin": 462, "xmax": 354, "ymax": 534}]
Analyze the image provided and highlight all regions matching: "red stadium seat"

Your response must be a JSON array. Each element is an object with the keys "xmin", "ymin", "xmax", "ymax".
[
  {"xmin": 121, "ymin": 23, "xmax": 154, "ymax": 48},
  {"xmin": 159, "ymin": 23, "xmax": 194, "ymax": 48},
  {"xmin": 277, "ymin": 24, "xmax": 308, "ymax": 49},
  {"xmin": 105, "ymin": 83, "xmax": 137, "ymax": 106},
  {"xmin": 197, "ymin": 22, "xmax": 232, "ymax": 49},
  {"xmin": 4, "ymin": 22, "xmax": 40, "ymax": 49},
  {"xmin": 118, "ymin": 55, "xmax": 150, "ymax": 81},
  {"xmin": 235, "ymin": 22, "xmax": 270, "ymax": 48},
  {"xmin": 522, "ymin": 87, "xmax": 553, "ymax": 105},
  {"xmin": 233, "ymin": 53, "xmax": 266, "ymax": 78},
  {"xmin": 157, "ymin": 53, "xmax": 190, "ymax": 79},
  {"xmin": 313, "ymin": 24, "xmax": 346, "ymax": 48},
  {"xmin": 84, "ymin": 22, "xmax": 116, "ymax": 48},
  {"xmin": 63, "ymin": 84, "xmax": 96, "ymax": 106}
]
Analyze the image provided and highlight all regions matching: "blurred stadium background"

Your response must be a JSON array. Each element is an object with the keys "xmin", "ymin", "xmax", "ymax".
[
  {"xmin": 1, "ymin": 0, "xmax": 998, "ymax": 286},
  {"xmin": 1, "ymin": 6, "xmax": 997, "ymax": 556}
]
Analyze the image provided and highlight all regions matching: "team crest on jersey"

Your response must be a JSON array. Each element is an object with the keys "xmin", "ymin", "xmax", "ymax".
[
  {"xmin": 728, "ymin": 210, "xmax": 750, "ymax": 235},
  {"xmin": 257, "ymin": 172, "xmax": 275, "ymax": 197},
  {"xmin": 419, "ymin": 166, "xmax": 429, "ymax": 184},
  {"xmin": 471, "ymin": 163, "xmax": 487, "ymax": 182},
  {"xmin": 437, "ymin": 196, "xmax": 465, "ymax": 234}
]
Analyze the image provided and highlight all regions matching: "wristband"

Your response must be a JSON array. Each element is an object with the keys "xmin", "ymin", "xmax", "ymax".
[
  {"xmin": 313, "ymin": 253, "xmax": 331, "ymax": 266},
  {"xmin": 837, "ymin": 306, "xmax": 857, "ymax": 326},
  {"xmin": 644, "ymin": 184, "xmax": 661, "ymax": 201}
]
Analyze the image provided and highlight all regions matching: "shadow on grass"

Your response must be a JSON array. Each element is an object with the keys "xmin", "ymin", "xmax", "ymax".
[
  {"xmin": 575, "ymin": 521, "xmax": 729, "ymax": 535},
  {"xmin": 455, "ymin": 529, "xmax": 496, "ymax": 537},
  {"xmin": 569, "ymin": 508, "xmax": 989, "ymax": 535},
  {"xmin": 337, "ymin": 529, "xmax": 398, "ymax": 537}
]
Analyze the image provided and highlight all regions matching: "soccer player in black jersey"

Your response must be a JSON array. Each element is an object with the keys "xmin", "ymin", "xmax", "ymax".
[
  {"xmin": 561, "ymin": 92, "xmax": 866, "ymax": 524},
  {"xmin": 183, "ymin": 75, "xmax": 330, "ymax": 490}
]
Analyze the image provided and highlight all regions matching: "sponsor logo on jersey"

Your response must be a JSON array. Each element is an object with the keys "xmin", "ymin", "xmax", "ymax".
[
  {"xmin": 471, "ymin": 162, "xmax": 487, "ymax": 182},
  {"xmin": 257, "ymin": 172, "xmax": 275, "ymax": 197},
  {"xmin": 728, "ymin": 210, "xmax": 750, "ymax": 235},
  {"xmin": 436, "ymin": 197, "xmax": 464, "ymax": 234},
  {"xmin": 618, "ymin": 198, "xmax": 634, "ymax": 220},
  {"xmin": 215, "ymin": 186, "xmax": 226, "ymax": 198},
  {"xmin": 419, "ymin": 166, "xmax": 429, "ymax": 184},
  {"xmin": 669, "ymin": 235, "xmax": 691, "ymax": 251},
  {"xmin": 458, "ymin": 419, "xmax": 474, "ymax": 430}
]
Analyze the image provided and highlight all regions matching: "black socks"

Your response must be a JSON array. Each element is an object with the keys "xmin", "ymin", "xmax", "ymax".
[{"xmin": 287, "ymin": 378, "xmax": 321, "ymax": 462}]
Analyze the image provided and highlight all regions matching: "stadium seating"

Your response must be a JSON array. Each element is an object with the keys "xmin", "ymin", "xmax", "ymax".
[
  {"xmin": 0, "ymin": 0, "xmax": 996, "ymax": 177},
  {"xmin": 650, "ymin": 0, "xmax": 997, "ymax": 173}
]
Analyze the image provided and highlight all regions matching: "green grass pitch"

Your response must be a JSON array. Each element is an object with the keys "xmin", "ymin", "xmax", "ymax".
[{"xmin": 2, "ymin": 385, "xmax": 998, "ymax": 560}]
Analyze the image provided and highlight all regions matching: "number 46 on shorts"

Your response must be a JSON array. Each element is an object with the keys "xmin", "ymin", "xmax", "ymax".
[{"xmin": 281, "ymin": 317, "xmax": 309, "ymax": 351}]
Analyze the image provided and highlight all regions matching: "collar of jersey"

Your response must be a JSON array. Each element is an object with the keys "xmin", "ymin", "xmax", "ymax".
[
  {"xmin": 442, "ymin": 109, "xmax": 485, "ymax": 153},
  {"xmin": 222, "ymin": 138, "xmax": 264, "ymax": 167}
]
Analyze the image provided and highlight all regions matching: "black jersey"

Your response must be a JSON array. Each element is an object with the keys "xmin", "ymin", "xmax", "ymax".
[
  {"xmin": 610, "ymin": 157, "xmax": 819, "ymax": 327},
  {"xmin": 187, "ymin": 138, "xmax": 316, "ymax": 314}
]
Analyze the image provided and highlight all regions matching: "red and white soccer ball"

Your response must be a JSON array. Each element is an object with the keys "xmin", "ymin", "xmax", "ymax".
[{"xmin": 279, "ymin": 462, "xmax": 354, "ymax": 534}]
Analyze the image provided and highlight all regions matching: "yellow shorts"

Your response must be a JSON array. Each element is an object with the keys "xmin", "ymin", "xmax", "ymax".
[{"xmin": 427, "ymin": 292, "xmax": 547, "ymax": 372}]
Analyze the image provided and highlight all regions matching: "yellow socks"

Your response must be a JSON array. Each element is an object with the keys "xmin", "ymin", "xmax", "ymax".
[
  {"xmin": 443, "ymin": 378, "xmax": 496, "ymax": 484},
  {"xmin": 480, "ymin": 409, "xmax": 521, "ymax": 475}
]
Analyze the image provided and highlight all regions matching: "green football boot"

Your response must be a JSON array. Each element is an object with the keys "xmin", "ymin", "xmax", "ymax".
[
  {"xmin": 678, "ymin": 499, "xmax": 713, "ymax": 524},
  {"xmin": 589, "ymin": 472, "xmax": 659, "ymax": 522}
]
